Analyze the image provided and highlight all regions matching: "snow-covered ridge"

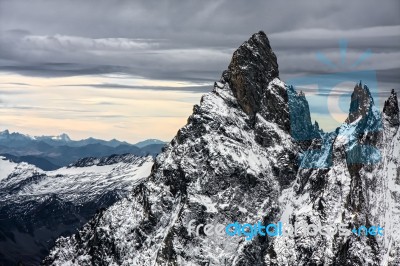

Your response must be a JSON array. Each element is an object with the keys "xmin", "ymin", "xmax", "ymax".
[
  {"xmin": 0, "ymin": 153, "xmax": 154, "ymax": 265},
  {"xmin": 0, "ymin": 129, "xmax": 71, "ymax": 142},
  {"xmin": 0, "ymin": 154, "xmax": 153, "ymax": 204}
]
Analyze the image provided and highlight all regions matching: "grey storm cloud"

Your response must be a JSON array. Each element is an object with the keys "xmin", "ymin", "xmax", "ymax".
[{"xmin": 0, "ymin": 0, "xmax": 399, "ymax": 88}]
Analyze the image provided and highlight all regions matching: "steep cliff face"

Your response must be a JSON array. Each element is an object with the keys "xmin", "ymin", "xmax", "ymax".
[
  {"xmin": 222, "ymin": 31, "xmax": 288, "ymax": 132},
  {"xmin": 287, "ymin": 85, "xmax": 321, "ymax": 149},
  {"xmin": 267, "ymin": 86, "xmax": 400, "ymax": 265},
  {"xmin": 44, "ymin": 32, "xmax": 399, "ymax": 266},
  {"xmin": 383, "ymin": 89, "xmax": 400, "ymax": 128}
]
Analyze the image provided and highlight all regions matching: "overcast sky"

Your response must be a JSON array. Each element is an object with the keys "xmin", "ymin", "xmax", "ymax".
[{"xmin": 0, "ymin": 0, "xmax": 399, "ymax": 142}]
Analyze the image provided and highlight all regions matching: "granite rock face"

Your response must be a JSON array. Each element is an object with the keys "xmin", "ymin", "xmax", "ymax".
[
  {"xmin": 383, "ymin": 89, "xmax": 400, "ymax": 128},
  {"xmin": 222, "ymin": 31, "xmax": 288, "ymax": 131}
]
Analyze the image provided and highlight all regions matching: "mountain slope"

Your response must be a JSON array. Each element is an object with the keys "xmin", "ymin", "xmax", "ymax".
[
  {"xmin": 0, "ymin": 154, "xmax": 153, "ymax": 265},
  {"xmin": 44, "ymin": 32, "xmax": 399, "ymax": 266}
]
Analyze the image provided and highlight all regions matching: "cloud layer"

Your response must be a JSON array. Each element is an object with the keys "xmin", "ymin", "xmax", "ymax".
[{"xmin": 1, "ymin": 0, "xmax": 399, "ymax": 83}]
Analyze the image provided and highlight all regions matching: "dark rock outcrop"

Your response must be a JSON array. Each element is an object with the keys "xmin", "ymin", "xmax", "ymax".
[
  {"xmin": 222, "ymin": 31, "xmax": 289, "ymax": 132},
  {"xmin": 383, "ymin": 89, "xmax": 400, "ymax": 128}
]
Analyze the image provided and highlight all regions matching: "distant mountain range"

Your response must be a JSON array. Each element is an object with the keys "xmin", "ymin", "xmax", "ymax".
[{"xmin": 0, "ymin": 130, "xmax": 166, "ymax": 170}]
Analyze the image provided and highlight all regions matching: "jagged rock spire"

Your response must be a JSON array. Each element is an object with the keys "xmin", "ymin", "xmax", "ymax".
[
  {"xmin": 383, "ymin": 89, "xmax": 400, "ymax": 127},
  {"xmin": 221, "ymin": 31, "xmax": 279, "ymax": 115},
  {"xmin": 345, "ymin": 82, "xmax": 374, "ymax": 124},
  {"xmin": 221, "ymin": 31, "xmax": 290, "ymax": 131}
]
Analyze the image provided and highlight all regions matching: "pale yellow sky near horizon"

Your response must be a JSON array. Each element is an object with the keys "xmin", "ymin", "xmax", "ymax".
[
  {"xmin": 0, "ymin": 72, "xmax": 207, "ymax": 143},
  {"xmin": 0, "ymin": 72, "xmax": 389, "ymax": 143}
]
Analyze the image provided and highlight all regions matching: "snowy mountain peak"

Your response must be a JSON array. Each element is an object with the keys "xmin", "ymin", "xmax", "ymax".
[
  {"xmin": 134, "ymin": 139, "xmax": 166, "ymax": 148},
  {"xmin": 43, "ymin": 32, "xmax": 400, "ymax": 266},
  {"xmin": 0, "ymin": 129, "xmax": 9, "ymax": 136},
  {"xmin": 52, "ymin": 133, "xmax": 71, "ymax": 142},
  {"xmin": 0, "ymin": 130, "xmax": 71, "ymax": 142}
]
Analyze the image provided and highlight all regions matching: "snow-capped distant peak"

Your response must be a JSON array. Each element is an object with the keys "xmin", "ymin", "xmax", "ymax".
[
  {"xmin": 50, "ymin": 133, "xmax": 71, "ymax": 142},
  {"xmin": 0, "ymin": 130, "xmax": 71, "ymax": 142},
  {"xmin": 0, "ymin": 129, "xmax": 9, "ymax": 135},
  {"xmin": 134, "ymin": 139, "xmax": 166, "ymax": 148}
]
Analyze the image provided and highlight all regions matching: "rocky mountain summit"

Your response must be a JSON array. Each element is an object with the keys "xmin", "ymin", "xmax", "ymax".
[{"xmin": 44, "ymin": 31, "xmax": 399, "ymax": 265}]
